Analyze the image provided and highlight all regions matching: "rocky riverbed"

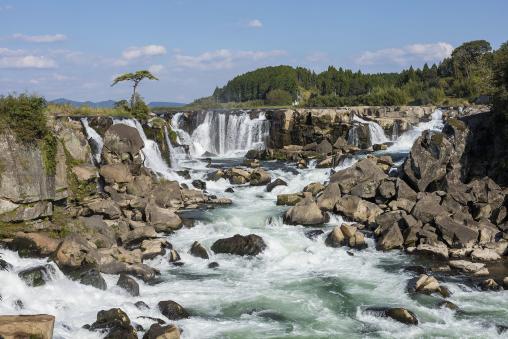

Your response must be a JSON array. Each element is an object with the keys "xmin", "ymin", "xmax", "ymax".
[{"xmin": 0, "ymin": 106, "xmax": 507, "ymax": 338}]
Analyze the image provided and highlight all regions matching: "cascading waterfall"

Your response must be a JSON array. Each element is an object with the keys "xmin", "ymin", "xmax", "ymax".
[
  {"xmin": 164, "ymin": 126, "xmax": 188, "ymax": 168},
  {"xmin": 80, "ymin": 118, "xmax": 104, "ymax": 164},
  {"xmin": 173, "ymin": 111, "xmax": 270, "ymax": 157},
  {"xmin": 391, "ymin": 121, "xmax": 400, "ymax": 141},
  {"xmin": 351, "ymin": 115, "xmax": 389, "ymax": 145},
  {"xmin": 347, "ymin": 126, "xmax": 359, "ymax": 147}
]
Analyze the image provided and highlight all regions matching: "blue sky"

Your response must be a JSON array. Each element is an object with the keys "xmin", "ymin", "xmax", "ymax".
[{"xmin": 1, "ymin": 0, "xmax": 507, "ymax": 103}]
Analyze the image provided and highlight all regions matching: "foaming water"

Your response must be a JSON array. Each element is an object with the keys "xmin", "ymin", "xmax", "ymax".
[
  {"xmin": 81, "ymin": 118, "xmax": 104, "ymax": 164},
  {"xmin": 349, "ymin": 115, "xmax": 389, "ymax": 147}
]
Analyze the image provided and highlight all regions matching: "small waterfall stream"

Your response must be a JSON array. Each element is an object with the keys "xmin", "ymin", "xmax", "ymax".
[
  {"xmin": 80, "ymin": 118, "xmax": 104, "ymax": 164},
  {"xmin": 352, "ymin": 115, "xmax": 389, "ymax": 145}
]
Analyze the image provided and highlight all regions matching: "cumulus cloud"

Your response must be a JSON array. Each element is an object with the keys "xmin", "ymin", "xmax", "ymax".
[
  {"xmin": 12, "ymin": 33, "xmax": 67, "ymax": 43},
  {"xmin": 122, "ymin": 45, "xmax": 166, "ymax": 60},
  {"xmin": 247, "ymin": 19, "xmax": 263, "ymax": 28},
  {"xmin": 357, "ymin": 42, "xmax": 453, "ymax": 66},
  {"xmin": 174, "ymin": 49, "xmax": 286, "ymax": 70},
  {"xmin": 0, "ymin": 48, "xmax": 57, "ymax": 68}
]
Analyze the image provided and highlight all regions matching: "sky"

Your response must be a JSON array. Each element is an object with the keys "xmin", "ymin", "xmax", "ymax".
[{"xmin": 1, "ymin": 0, "xmax": 507, "ymax": 103}]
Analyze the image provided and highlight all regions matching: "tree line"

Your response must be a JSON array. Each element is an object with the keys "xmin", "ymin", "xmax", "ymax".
[{"xmin": 205, "ymin": 40, "xmax": 503, "ymax": 107}]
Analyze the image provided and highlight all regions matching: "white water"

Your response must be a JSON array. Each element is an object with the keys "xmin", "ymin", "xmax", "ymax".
[
  {"xmin": 386, "ymin": 109, "xmax": 444, "ymax": 153},
  {"xmin": 81, "ymin": 118, "xmax": 104, "ymax": 164},
  {"xmin": 1, "ymin": 109, "xmax": 507, "ymax": 338},
  {"xmin": 350, "ymin": 115, "xmax": 390, "ymax": 146},
  {"xmin": 173, "ymin": 111, "xmax": 270, "ymax": 157}
]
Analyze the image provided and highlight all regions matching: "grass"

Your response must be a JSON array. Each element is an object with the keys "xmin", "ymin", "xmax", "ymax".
[{"xmin": 46, "ymin": 103, "xmax": 132, "ymax": 117}]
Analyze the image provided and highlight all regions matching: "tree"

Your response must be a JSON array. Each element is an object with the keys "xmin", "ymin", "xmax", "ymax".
[
  {"xmin": 265, "ymin": 89, "xmax": 293, "ymax": 106},
  {"xmin": 111, "ymin": 70, "xmax": 158, "ymax": 109}
]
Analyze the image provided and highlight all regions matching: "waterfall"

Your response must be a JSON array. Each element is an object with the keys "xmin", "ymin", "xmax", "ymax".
[
  {"xmin": 352, "ymin": 115, "xmax": 389, "ymax": 145},
  {"xmin": 112, "ymin": 118, "xmax": 178, "ymax": 180},
  {"xmin": 164, "ymin": 126, "xmax": 188, "ymax": 169},
  {"xmin": 80, "ymin": 118, "xmax": 103, "ymax": 164},
  {"xmin": 386, "ymin": 109, "xmax": 444, "ymax": 153},
  {"xmin": 391, "ymin": 121, "xmax": 400, "ymax": 141},
  {"xmin": 173, "ymin": 111, "xmax": 270, "ymax": 157},
  {"xmin": 347, "ymin": 126, "xmax": 359, "ymax": 147}
]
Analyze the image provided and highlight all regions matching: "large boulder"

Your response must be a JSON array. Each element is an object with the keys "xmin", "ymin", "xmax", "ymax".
[
  {"xmin": 411, "ymin": 194, "xmax": 446, "ymax": 224},
  {"xmin": 103, "ymin": 124, "xmax": 144, "ymax": 157},
  {"xmin": 189, "ymin": 241, "xmax": 209, "ymax": 259},
  {"xmin": 145, "ymin": 202, "xmax": 182, "ymax": 232},
  {"xmin": 434, "ymin": 215, "xmax": 479, "ymax": 248},
  {"xmin": 100, "ymin": 164, "xmax": 134, "ymax": 184},
  {"xmin": 316, "ymin": 183, "xmax": 341, "ymax": 211},
  {"xmin": 211, "ymin": 234, "xmax": 266, "ymax": 256},
  {"xmin": 266, "ymin": 178, "xmax": 287, "ymax": 192},
  {"xmin": 143, "ymin": 324, "xmax": 181, "ymax": 339},
  {"xmin": 151, "ymin": 181, "xmax": 183, "ymax": 208},
  {"xmin": 316, "ymin": 139, "xmax": 333, "ymax": 154},
  {"xmin": 250, "ymin": 168, "xmax": 271, "ymax": 186},
  {"xmin": 53, "ymin": 234, "xmax": 100, "ymax": 271},
  {"xmin": 0, "ymin": 315, "xmax": 55, "ymax": 339},
  {"xmin": 158, "ymin": 300, "xmax": 190, "ymax": 320},
  {"xmin": 334, "ymin": 195, "xmax": 382, "ymax": 224},
  {"xmin": 376, "ymin": 223, "xmax": 404, "ymax": 251},
  {"xmin": 284, "ymin": 194, "xmax": 329, "ymax": 226},
  {"xmin": 330, "ymin": 158, "xmax": 387, "ymax": 194},
  {"xmin": 117, "ymin": 274, "xmax": 140, "ymax": 296},
  {"xmin": 365, "ymin": 307, "xmax": 418, "ymax": 325},
  {"xmin": 18, "ymin": 264, "xmax": 56, "ymax": 287},
  {"xmin": 9, "ymin": 232, "xmax": 61, "ymax": 258},
  {"xmin": 88, "ymin": 308, "xmax": 137, "ymax": 339}
]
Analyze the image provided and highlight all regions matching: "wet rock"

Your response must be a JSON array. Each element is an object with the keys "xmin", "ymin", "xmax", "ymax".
[
  {"xmin": 276, "ymin": 193, "xmax": 303, "ymax": 206},
  {"xmin": 225, "ymin": 187, "xmax": 234, "ymax": 193},
  {"xmin": 376, "ymin": 224, "xmax": 403, "ymax": 251},
  {"xmin": 88, "ymin": 308, "xmax": 137, "ymax": 338},
  {"xmin": 191, "ymin": 180, "xmax": 206, "ymax": 190},
  {"xmin": 208, "ymin": 262, "xmax": 219, "ymax": 269},
  {"xmin": 334, "ymin": 195, "xmax": 382, "ymax": 224},
  {"xmin": 449, "ymin": 260, "xmax": 486, "ymax": 274},
  {"xmin": 189, "ymin": 241, "xmax": 209, "ymax": 259},
  {"xmin": 135, "ymin": 301, "xmax": 149, "ymax": 310},
  {"xmin": 141, "ymin": 239, "xmax": 169, "ymax": 260},
  {"xmin": 0, "ymin": 314, "xmax": 55, "ymax": 339},
  {"xmin": 137, "ymin": 316, "xmax": 166, "ymax": 325},
  {"xmin": 168, "ymin": 249, "xmax": 181, "ymax": 263},
  {"xmin": 480, "ymin": 278, "xmax": 502, "ymax": 291},
  {"xmin": 316, "ymin": 183, "xmax": 341, "ymax": 211},
  {"xmin": 54, "ymin": 234, "xmax": 100, "ymax": 271},
  {"xmin": 304, "ymin": 229, "xmax": 324, "ymax": 239},
  {"xmin": 365, "ymin": 307, "xmax": 418, "ymax": 325},
  {"xmin": 18, "ymin": 264, "xmax": 56, "ymax": 287},
  {"xmin": 211, "ymin": 234, "xmax": 266, "ymax": 256},
  {"xmin": 284, "ymin": 194, "xmax": 329, "ymax": 226},
  {"xmin": 176, "ymin": 170, "xmax": 191, "ymax": 180},
  {"xmin": 78, "ymin": 268, "xmax": 107, "ymax": 290},
  {"xmin": 438, "ymin": 300, "xmax": 459, "ymax": 311},
  {"xmin": 470, "ymin": 248, "xmax": 501, "ymax": 262},
  {"xmin": 325, "ymin": 226, "xmax": 345, "ymax": 247},
  {"xmin": 0, "ymin": 257, "xmax": 12, "ymax": 271},
  {"xmin": 303, "ymin": 182, "xmax": 326, "ymax": 196},
  {"xmin": 412, "ymin": 274, "xmax": 449, "ymax": 297},
  {"xmin": 143, "ymin": 323, "xmax": 181, "ymax": 339},
  {"xmin": 117, "ymin": 274, "xmax": 140, "ymax": 296},
  {"xmin": 414, "ymin": 242, "xmax": 449, "ymax": 260},
  {"xmin": 146, "ymin": 202, "xmax": 182, "ymax": 232},
  {"xmin": 250, "ymin": 168, "xmax": 271, "ymax": 186},
  {"xmin": 266, "ymin": 178, "xmax": 287, "ymax": 192},
  {"xmin": 100, "ymin": 261, "xmax": 159, "ymax": 283},
  {"xmin": 9, "ymin": 232, "xmax": 61, "ymax": 258},
  {"xmin": 158, "ymin": 300, "xmax": 190, "ymax": 320}
]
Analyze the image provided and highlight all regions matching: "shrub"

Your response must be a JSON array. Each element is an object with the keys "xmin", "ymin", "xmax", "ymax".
[
  {"xmin": 0, "ymin": 94, "xmax": 48, "ymax": 143},
  {"xmin": 265, "ymin": 89, "xmax": 293, "ymax": 106},
  {"xmin": 131, "ymin": 93, "xmax": 149, "ymax": 120}
]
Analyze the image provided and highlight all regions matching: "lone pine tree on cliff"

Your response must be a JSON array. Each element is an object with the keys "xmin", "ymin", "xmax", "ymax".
[{"xmin": 111, "ymin": 70, "xmax": 158, "ymax": 119}]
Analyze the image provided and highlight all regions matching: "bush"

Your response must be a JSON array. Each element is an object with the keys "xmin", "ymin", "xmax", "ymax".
[
  {"xmin": 0, "ymin": 94, "xmax": 48, "ymax": 143},
  {"xmin": 131, "ymin": 93, "xmax": 149, "ymax": 120},
  {"xmin": 265, "ymin": 89, "xmax": 293, "ymax": 106}
]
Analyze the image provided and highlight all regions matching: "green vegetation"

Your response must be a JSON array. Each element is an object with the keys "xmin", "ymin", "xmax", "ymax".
[
  {"xmin": 194, "ymin": 40, "xmax": 498, "ymax": 108},
  {"xmin": 40, "ymin": 132, "xmax": 58, "ymax": 176},
  {"xmin": 111, "ymin": 70, "xmax": 158, "ymax": 120},
  {"xmin": 46, "ymin": 103, "xmax": 132, "ymax": 118},
  {"xmin": 0, "ymin": 94, "xmax": 48, "ymax": 142}
]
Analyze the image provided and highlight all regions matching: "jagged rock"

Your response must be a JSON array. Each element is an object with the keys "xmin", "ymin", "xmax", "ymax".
[
  {"xmin": 143, "ymin": 323, "xmax": 181, "ymax": 339},
  {"xmin": 135, "ymin": 301, "xmax": 150, "ymax": 310},
  {"xmin": 411, "ymin": 194, "xmax": 446, "ymax": 224},
  {"xmin": 0, "ymin": 257, "xmax": 12, "ymax": 271},
  {"xmin": 158, "ymin": 300, "xmax": 190, "ymax": 320},
  {"xmin": 88, "ymin": 308, "xmax": 137, "ymax": 339},
  {"xmin": 78, "ymin": 268, "xmax": 107, "ymax": 290},
  {"xmin": 168, "ymin": 249, "xmax": 181, "ymax": 263},
  {"xmin": 276, "ymin": 193, "xmax": 303, "ymax": 206},
  {"xmin": 126, "ymin": 175, "xmax": 153, "ymax": 197},
  {"xmin": 316, "ymin": 139, "xmax": 333, "ymax": 154},
  {"xmin": 87, "ymin": 199, "xmax": 122, "ymax": 219},
  {"xmin": 117, "ymin": 274, "xmax": 140, "ymax": 296},
  {"xmin": 266, "ymin": 178, "xmax": 287, "ymax": 192},
  {"xmin": 122, "ymin": 226, "xmax": 158, "ymax": 247},
  {"xmin": 316, "ymin": 157, "xmax": 333, "ymax": 168},
  {"xmin": 284, "ymin": 194, "xmax": 329, "ymax": 226},
  {"xmin": 470, "ymin": 248, "xmax": 501, "ymax": 261},
  {"xmin": 189, "ymin": 241, "xmax": 209, "ymax": 259},
  {"xmin": 330, "ymin": 158, "xmax": 387, "ymax": 193},
  {"xmin": 191, "ymin": 180, "xmax": 206, "ymax": 190},
  {"xmin": 0, "ymin": 315, "xmax": 55, "ymax": 339},
  {"xmin": 9, "ymin": 232, "xmax": 61, "ymax": 258},
  {"xmin": 334, "ymin": 195, "xmax": 382, "ymax": 224},
  {"xmin": 18, "ymin": 264, "xmax": 56, "ymax": 287},
  {"xmin": 378, "ymin": 180, "xmax": 396, "ymax": 200},
  {"xmin": 1, "ymin": 201, "xmax": 53, "ymax": 223},
  {"xmin": 480, "ymin": 278, "xmax": 501, "ymax": 291},
  {"xmin": 303, "ymin": 182, "xmax": 326, "ymax": 196},
  {"xmin": 54, "ymin": 234, "xmax": 100, "ymax": 271},
  {"xmin": 365, "ymin": 307, "xmax": 418, "ymax": 325},
  {"xmin": 100, "ymin": 164, "xmax": 134, "ymax": 184},
  {"xmin": 103, "ymin": 124, "xmax": 144, "ymax": 157},
  {"xmin": 71, "ymin": 164, "xmax": 97, "ymax": 182},
  {"xmin": 316, "ymin": 183, "xmax": 341, "ymax": 211},
  {"xmin": 325, "ymin": 226, "xmax": 345, "ymax": 247},
  {"xmin": 414, "ymin": 243, "xmax": 449, "ymax": 260},
  {"xmin": 100, "ymin": 261, "xmax": 159, "ymax": 283},
  {"xmin": 151, "ymin": 181, "xmax": 183, "ymax": 208},
  {"xmin": 396, "ymin": 179, "xmax": 417, "ymax": 201},
  {"xmin": 250, "ymin": 168, "xmax": 271, "ymax": 186},
  {"xmin": 377, "ymin": 223, "xmax": 403, "ymax": 251},
  {"xmin": 449, "ymin": 260, "xmax": 486, "ymax": 274},
  {"xmin": 141, "ymin": 239, "xmax": 169, "ymax": 260},
  {"xmin": 211, "ymin": 234, "xmax": 266, "ymax": 256},
  {"xmin": 411, "ymin": 274, "xmax": 449, "ymax": 297},
  {"xmin": 146, "ymin": 203, "xmax": 182, "ymax": 232},
  {"xmin": 434, "ymin": 215, "xmax": 479, "ymax": 248}
]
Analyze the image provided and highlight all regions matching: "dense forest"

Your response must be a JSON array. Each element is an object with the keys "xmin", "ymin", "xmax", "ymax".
[{"xmin": 191, "ymin": 40, "xmax": 503, "ymax": 108}]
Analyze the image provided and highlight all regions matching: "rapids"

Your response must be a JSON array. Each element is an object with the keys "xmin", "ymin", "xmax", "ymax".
[{"xmin": 1, "ymin": 110, "xmax": 507, "ymax": 338}]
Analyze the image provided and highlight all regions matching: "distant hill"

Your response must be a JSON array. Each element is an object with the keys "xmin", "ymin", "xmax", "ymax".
[{"xmin": 50, "ymin": 98, "xmax": 186, "ymax": 108}]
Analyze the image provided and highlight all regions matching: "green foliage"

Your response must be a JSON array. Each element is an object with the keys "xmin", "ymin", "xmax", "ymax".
[
  {"xmin": 40, "ymin": 132, "xmax": 58, "ymax": 175},
  {"xmin": 0, "ymin": 94, "xmax": 48, "ymax": 143},
  {"xmin": 265, "ymin": 89, "xmax": 293, "ymax": 106},
  {"xmin": 114, "ymin": 99, "xmax": 130, "ymax": 111},
  {"xmin": 111, "ymin": 70, "xmax": 158, "ymax": 114},
  {"xmin": 131, "ymin": 93, "xmax": 149, "ymax": 120},
  {"xmin": 46, "ymin": 103, "xmax": 131, "ymax": 118}
]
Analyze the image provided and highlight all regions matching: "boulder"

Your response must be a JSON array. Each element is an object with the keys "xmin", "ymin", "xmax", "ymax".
[
  {"xmin": 284, "ymin": 194, "xmax": 329, "ymax": 226},
  {"xmin": 158, "ymin": 300, "xmax": 190, "ymax": 320},
  {"xmin": 365, "ymin": 307, "xmax": 418, "ymax": 325},
  {"xmin": 480, "ymin": 278, "xmax": 501, "ymax": 291},
  {"xmin": 88, "ymin": 308, "xmax": 137, "ymax": 339},
  {"xmin": 316, "ymin": 139, "xmax": 333, "ymax": 154},
  {"xmin": 189, "ymin": 241, "xmax": 209, "ymax": 259},
  {"xmin": 117, "ymin": 274, "xmax": 140, "ymax": 296},
  {"xmin": 71, "ymin": 164, "xmax": 97, "ymax": 182},
  {"xmin": 334, "ymin": 195, "xmax": 382, "ymax": 224},
  {"xmin": 78, "ymin": 268, "xmax": 107, "ymax": 290},
  {"xmin": 0, "ymin": 314, "xmax": 55, "ymax": 339},
  {"xmin": 378, "ymin": 180, "xmax": 396, "ymax": 200},
  {"xmin": 316, "ymin": 183, "xmax": 341, "ymax": 211},
  {"xmin": 87, "ymin": 199, "xmax": 122, "ymax": 219},
  {"xmin": 141, "ymin": 239, "xmax": 169, "ymax": 260},
  {"xmin": 325, "ymin": 226, "xmax": 345, "ymax": 247},
  {"xmin": 100, "ymin": 164, "xmax": 134, "ymax": 184},
  {"xmin": 18, "ymin": 264, "xmax": 56, "ymax": 287},
  {"xmin": 266, "ymin": 178, "xmax": 287, "ymax": 192},
  {"xmin": 414, "ymin": 243, "xmax": 449, "ymax": 260},
  {"xmin": 191, "ymin": 179, "xmax": 206, "ymax": 190},
  {"xmin": 151, "ymin": 181, "xmax": 182, "ymax": 208},
  {"xmin": 126, "ymin": 175, "xmax": 154, "ymax": 197},
  {"xmin": 377, "ymin": 223, "xmax": 404, "ymax": 251},
  {"xmin": 434, "ymin": 215, "xmax": 479, "ymax": 248},
  {"xmin": 411, "ymin": 194, "xmax": 446, "ymax": 224},
  {"xmin": 143, "ymin": 323, "xmax": 181, "ymax": 339},
  {"xmin": 1, "ymin": 201, "xmax": 53, "ymax": 223},
  {"xmin": 211, "ymin": 234, "xmax": 266, "ymax": 256},
  {"xmin": 303, "ymin": 182, "xmax": 326, "ymax": 196},
  {"xmin": 470, "ymin": 248, "xmax": 501, "ymax": 261},
  {"xmin": 330, "ymin": 158, "xmax": 387, "ymax": 193},
  {"xmin": 449, "ymin": 260, "xmax": 486, "ymax": 274},
  {"xmin": 316, "ymin": 157, "xmax": 333, "ymax": 168},
  {"xmin": 54, "ymin": 234, "xmax": 100, "ymax": 271},
  {"xmin": 276, "ymin": 193, "xmax": 303, "ymax": 206},
  {"xmin": 250, "ymin": 169, "xmax": 271, "ymax": 186},
  {"xmin": 103, "ymin": 124, "xmax": 144, "ymax": 157},
  {"xmin": 123, "ymin": 226, "xmax": 158, "ymax": 247},
  {"xmin": 146, "ymin": 203, "xmax": 182, "ymax": 232},
  {"xmin": 9, "ymin": 232, "xmax": 60, "ymax": 258}
]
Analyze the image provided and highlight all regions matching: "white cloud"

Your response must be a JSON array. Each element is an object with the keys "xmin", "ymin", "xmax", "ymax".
[
  {"xmin": 122, "ymin": 45, "xmax": 166, "ymax": 60},
  {"xmin": 148, "ymin": 64, "xmax": 164, "ymax": 75},
  {"xmin": 174, "ymin": 49, "xmax": 287, "ymax": 70},
  {"xmin": 12, "ymin": 33, "xmax": 67, "ymax": 43},
  {"xmin": 247, "ymin": 19, "xmax": 263, "ymax": 28},
  {"xmin": 357, "ymin": 42, "xmax": 453, "ymax": 66},
  {"xmin": 0, "ymin": 48, "xmax": 57, "ymax": 68}
]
